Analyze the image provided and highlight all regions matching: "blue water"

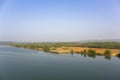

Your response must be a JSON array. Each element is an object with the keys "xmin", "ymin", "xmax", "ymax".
[{"xmin": 0, "ymin": 46, "xmax": 120, "ymax": 80}]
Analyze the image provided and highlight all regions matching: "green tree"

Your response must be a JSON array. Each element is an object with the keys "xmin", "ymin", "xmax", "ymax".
[
  {"xmin": 104, "ymin": 50, "xmax": 111, "ymax": 60},
  {"xmin": 43, "ymin": 46, "xmax": 50, "ymax": 52},
  {"xmin": 87, "ymin": 49, "xmax": 96, "ymax": 58}
]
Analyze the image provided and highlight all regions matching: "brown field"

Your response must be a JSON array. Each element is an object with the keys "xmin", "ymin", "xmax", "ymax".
[{"xmin": 49, "ymin": 47, "xmax": 120, "ymax": 56}]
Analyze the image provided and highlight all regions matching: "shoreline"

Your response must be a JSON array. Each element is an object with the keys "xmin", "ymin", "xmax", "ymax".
[
  {"xmin": 40, "ymin": 47, "xmax": 120, "ymax": 56},
  {"xmin": 10, "ymin": 42, "xmax": 120, "ymax": 57}
]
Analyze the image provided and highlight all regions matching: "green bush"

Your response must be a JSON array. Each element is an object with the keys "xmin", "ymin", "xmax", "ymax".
[
  {"xmin": 104, "ymin": 50, "xmax": 111, "ymax": 60},
  {"xmin": 43, "ymin": 46, "xmax": 50, "ymax": 52},
  {"xmin": 104, "ymin": 50, "xmax": 111, "ymax": 55},
  {"xmin": 88, "ymin": 49, "xmax": 96, "ymax": 54},
  {"xmin": 87, "ymin": 49, "xmax": 96, "ymax": 58}
]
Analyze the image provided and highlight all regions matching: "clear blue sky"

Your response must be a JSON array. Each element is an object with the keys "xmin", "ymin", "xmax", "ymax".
[{"xmin": 0, "ymin": 0, "xmax": 120, "ymax": 42}]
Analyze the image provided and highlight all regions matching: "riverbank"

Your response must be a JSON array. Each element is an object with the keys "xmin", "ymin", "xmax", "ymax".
[
  {"xmin": 48, "ymin": 47, "xmax": 120, "ymax": 56},
  {"xmin": 10, "ymin": 42, "xmax": 120, "ymax": 57}
]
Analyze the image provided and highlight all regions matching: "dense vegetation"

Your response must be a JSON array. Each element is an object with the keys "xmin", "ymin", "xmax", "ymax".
[
  {"xmin": 104, "ymin": 50, "xmax": 111, "ymax": 59},
  {"xmin": 10, "ymin": 42, "xmax": 120, "ymax": 59},
  {"xmin": 76, "ymin": 49, "xmax": 102, "ymax": 58},
  {"xmin": 10, "ymin": 42, "xmax": 81, "ymax": 50},
  {"xmin": 80, "ymin": 42, "xmax": 120, "ymax": 49},
  {"xmin": 11, "ymin": 42, "xmax": 120, "ymax": 49}
]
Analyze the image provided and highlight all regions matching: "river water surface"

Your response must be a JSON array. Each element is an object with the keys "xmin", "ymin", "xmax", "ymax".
[{"xmin": 0, "ymin": 46, "xmax": 120, "ymax": 80}]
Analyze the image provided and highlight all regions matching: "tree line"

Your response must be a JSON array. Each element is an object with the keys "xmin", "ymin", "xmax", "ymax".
[{"xmin": 11, "ymin": 42, "xmax": 120, "ymax": 49}]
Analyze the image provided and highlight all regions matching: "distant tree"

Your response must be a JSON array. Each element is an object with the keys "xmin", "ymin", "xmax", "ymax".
[
  {"xmin": 104, "ymin": 50, "xmax": 111, "ymax": 60},
  {"xmin": 104, "ymin": 50, "xmax": 111, "ymax": 55},
  {"xmin": 43, "ymin": 46, "xmax": 50, "ymax": 52},
  {"xmin": 87, "ymin": 49, "xmax": 96, "ymax": 58},
  {"xmin": 88, "ymin": 49, "xmax": 96, "ymax": 54}
]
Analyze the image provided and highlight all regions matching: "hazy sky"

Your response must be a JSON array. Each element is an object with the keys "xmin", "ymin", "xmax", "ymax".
[{"xmin": 0, "ymin": 0, "xmax": 120, "ymax": 42}]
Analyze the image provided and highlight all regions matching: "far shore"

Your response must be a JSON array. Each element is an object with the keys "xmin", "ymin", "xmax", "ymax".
[{"xmin": 10, "ymin": 42, "xmax": 120, "ymax": 57}]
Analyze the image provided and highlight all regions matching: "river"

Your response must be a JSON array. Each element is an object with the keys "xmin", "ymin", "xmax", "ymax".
[{"xmin": 0, "ymin": 46, "xmax": 120, "ymax": 80}]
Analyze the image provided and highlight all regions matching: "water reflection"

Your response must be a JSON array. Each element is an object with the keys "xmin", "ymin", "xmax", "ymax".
[
  {"xmin": 42, "ymin": 51, "xmax": 119, "ymax": 60},
  {"xmin": 69, "ymin": 52, "xmax": 112, "ymax": 60},
  {"xmin": 116, "ymin": 54, "xmax": 120, "ymax": 59},
  {"xmin": 105, "ymin": 56, "xmax": 111, "ymax": 60},
  {"xmin": 1, "ymin": 46, "xmax": 120, "ymax": 80},
  {"xmin": 83, "ymin": 53, "xmax": 87, "ymax": 57}
]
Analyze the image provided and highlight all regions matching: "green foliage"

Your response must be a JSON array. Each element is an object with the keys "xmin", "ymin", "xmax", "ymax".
[
  {"xmin": 11, "ymin": 42, "xmax": 120, "ymax": 50},
  {"xmin": 104, "ymin": 50, "xmax": 111, "ymax": 60},
  {"xmin": 10, "ymin": 42, "xmax": 120, "ymax": 59},
  {"xmin": 43, "ymin": 46, "xmax": 50, "ymax": 52},
  {"xmin": 80, "ymin": 42, "xmax": 120, "ymax": 49},
  {"xmin": 88, "ymin": 49, "xmax": 96, "ymax": 54},
  {"xmin": 104, "ymin": 50, "xmax": 111, "ymax": 55},
  {"xmin": 87, "ymin": 49, "xmax": 96, "ymax": 58}
]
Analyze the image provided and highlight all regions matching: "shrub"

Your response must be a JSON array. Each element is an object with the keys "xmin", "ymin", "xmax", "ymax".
[
  {"xmin": 88, "ymin": 49, "xmax": 96, "ymax": 54},
  {"xmin": 43, "ymin": 46, "xmax": 50, "ymax": 52},
  {"xmin": 104, "ymin": 50, "xmax": 111, "ymax": 56},
  {"xmin": 87, "ymin": 49, "xmax": 96, "ymax": 58},
  {"xmin": 104, "ymin": 50, "xmax": 111, "ymax": 60}
]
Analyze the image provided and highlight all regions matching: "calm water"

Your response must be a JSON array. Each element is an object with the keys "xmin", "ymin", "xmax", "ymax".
[{"xmin": 0, "ymin": 46, "xmax": 120, "ymax": 80}]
